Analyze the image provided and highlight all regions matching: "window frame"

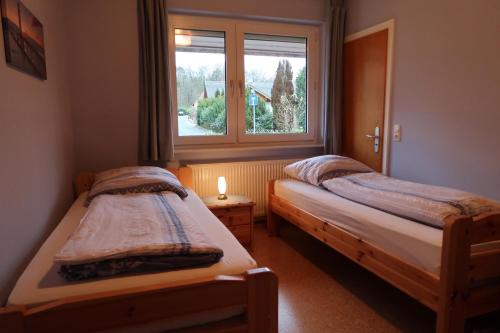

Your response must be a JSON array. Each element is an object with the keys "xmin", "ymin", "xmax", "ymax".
[
  {"xmin": 168, "ymin": 15, "xmax": 237, "ymax": 145},
  {"xmin": 235, "ymin": 21, "xmax": 319, "ymax": 143},
  {"xmin": 168, "ymin": 14, "xmax": 321, "ymax": 147}
]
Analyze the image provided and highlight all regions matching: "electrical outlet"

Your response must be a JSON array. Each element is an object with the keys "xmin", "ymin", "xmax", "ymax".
[{"xmin": 393, "ymin": 124, "xmax": 401, "ymax": 142}]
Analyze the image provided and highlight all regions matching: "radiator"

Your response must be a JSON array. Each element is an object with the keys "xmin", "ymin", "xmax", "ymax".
[{"xmin": 188, "ymin": 159, "xmax": 297, "ymax": 217}]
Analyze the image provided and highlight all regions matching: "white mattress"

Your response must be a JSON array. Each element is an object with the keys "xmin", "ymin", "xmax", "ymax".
[
  {"xmin": 8, "ymin": 189, "xmax": 257, "ymax": 307},
  {"xmin": 275, "ymin": 179, "xmax": 498, "ymax": 275}
]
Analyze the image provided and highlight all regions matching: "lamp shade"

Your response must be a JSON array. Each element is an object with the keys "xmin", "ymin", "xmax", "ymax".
[{"xmin": 217, "ymin": 176, "xmax": 227, "ymax": 200}]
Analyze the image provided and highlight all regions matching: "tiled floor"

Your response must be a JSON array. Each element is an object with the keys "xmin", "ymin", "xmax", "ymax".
[{"xmin": 250, "ymin": 223, "xmax": 500, "ymax": 333}]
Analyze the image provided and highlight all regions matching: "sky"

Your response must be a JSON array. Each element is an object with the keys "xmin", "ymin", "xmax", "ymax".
[{"xmin": 175, "ymin": 52, "xmax": 306, "ymax": 82}]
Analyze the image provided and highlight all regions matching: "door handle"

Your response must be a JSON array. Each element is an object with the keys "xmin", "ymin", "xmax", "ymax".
[
  {"xmin": 230, "ymin": 80, "xmax": 235, "ymax": 96},
  {"xmin": 366, "ymin": 127, "xmax": 380, "ymax": 153}
]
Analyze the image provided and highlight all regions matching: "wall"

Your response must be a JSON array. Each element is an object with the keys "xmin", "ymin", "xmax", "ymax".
[
  {"xmin": 346, "ymin": 0, "xmax": 500, "ymax": 199},
  {"xmin": 167, "ymin": 0, "xmax": 327, "ymax": 23},
  {"xmin": 65, "ymin": 0, "xmax": 327, "ymax": 174},
  {"xmin": 64, "ymin": 0, "xmax": 140, "ymax": 173},
  {"xmin": 0, "ymin": 0, "xmax": 75, "ymax": 304}
]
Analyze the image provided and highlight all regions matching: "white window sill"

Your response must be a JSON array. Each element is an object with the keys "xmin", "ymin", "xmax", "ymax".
[{"xmin": 174, "ymin": 143, "xmax": 324, "ymax": 164}]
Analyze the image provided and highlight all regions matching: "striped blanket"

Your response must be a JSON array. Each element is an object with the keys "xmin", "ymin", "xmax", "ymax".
[
  {"xmin": 322, "ymin": 172, "xmax": 500, "ymax": 229},
  {"xmin": 55, "ymin": 192, "xmax": 223, "ymax": 281}
]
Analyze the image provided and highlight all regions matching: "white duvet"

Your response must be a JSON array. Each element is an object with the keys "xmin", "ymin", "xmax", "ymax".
[{"xmin": 55, "ymin": 192, "xmax": 222, "ymax": 265}]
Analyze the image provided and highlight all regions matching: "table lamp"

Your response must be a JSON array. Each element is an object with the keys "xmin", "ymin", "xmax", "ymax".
[{"xmin": 217, "ymin": 176, "xmax": 227, "ymax": 200}]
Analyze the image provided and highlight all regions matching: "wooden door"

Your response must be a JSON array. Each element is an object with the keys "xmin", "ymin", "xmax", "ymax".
[{"xmin": 342, "ymin": 29, "xmax": 388, "ymax": 172}]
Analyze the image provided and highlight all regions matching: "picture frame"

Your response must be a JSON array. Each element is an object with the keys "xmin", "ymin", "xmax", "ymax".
[{"xmin": 1, "ymin": 0, "xmax": 47, "ymax": 80}]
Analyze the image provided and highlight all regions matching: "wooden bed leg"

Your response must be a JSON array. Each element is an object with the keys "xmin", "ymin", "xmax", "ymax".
[
  {"xmin": 247, "ymin": 268, "xmax": 278, "ymax": 333},
  {"xmin": 0, "ymin": 306, "xmax": 26, "ymax": 333},
  {"xmin": 436, "ymin": 216, "xmax": 472, "ymax": 333},
  {"xmin": 267, "ymin": 180, "xmax": 280, "ymax": 236},
  {"xmin": 267, "ymin": 211, "xmax": 280, "ymax": 237}
]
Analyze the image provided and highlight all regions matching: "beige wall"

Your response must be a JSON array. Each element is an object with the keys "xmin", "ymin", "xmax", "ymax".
[
  {"xmin": 64, "ymin": 0, "xmax": 140, "ymax": 173},
  {"xmin": 167, "ymin": 0, "xmax": 327, "ymax": 23},
  {"xmin": 0, "ymin": 0, "xmax": 75, "ymax": 304},
  {"xmin": 346, "ymin": 0, "xmax": 500, "ymax": 199}
]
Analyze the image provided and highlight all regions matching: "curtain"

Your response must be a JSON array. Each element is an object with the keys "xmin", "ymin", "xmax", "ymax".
[
  {"xmin": 138, "ymin": 0, "xmax": 174, "ymax": 165},
  {"xmin": 324, "ymin": 0, "xmax": 347, "ymax": 155}
]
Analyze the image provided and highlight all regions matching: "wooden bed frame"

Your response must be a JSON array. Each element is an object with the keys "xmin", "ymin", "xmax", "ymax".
[
  {"xmin": 0, "ymin": 168, "xmax": 278, "ymax": 333},
  {"xmin": 267, "ymin": 180, "xmax": 500, "ymax": 333}
]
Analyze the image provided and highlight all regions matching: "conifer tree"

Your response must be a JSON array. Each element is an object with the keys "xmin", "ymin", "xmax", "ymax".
[
  {"xmin": 271, "ymin": 61, "xmax": 285, "ymax": 130},
  {"xmin": 295, "ymin": 66, "xmax": 306, "ymax": 130},
  {"xmin": 284, "ymin": 60, "xmax": 294, "ymax": 97},
  {"xmin": 271, "ymin": 60, "xmax": 296, "ymax": 131}
]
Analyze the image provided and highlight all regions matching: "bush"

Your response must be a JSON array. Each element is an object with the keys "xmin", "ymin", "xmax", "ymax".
[{"xmin": 196, "ymin": 97, "xmax": 226, "ymax": 134}]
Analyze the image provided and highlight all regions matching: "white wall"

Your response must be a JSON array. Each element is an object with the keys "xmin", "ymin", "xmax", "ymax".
[
  {"xmin": 347, "ymin": 0, "xmax": 500, "ymax": 199},
  {"xmin": 0, "ymin": 0, "xmax": 75, "ymax": 304}
]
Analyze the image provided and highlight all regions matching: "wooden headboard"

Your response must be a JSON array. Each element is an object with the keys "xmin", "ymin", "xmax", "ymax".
[{"xmin": 74, "ymin": 167, "xmax": 194, "ymax": 197}]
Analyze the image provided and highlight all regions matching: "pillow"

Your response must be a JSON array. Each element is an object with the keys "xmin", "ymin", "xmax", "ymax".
[
  {"xmin": 87, "ymin": 166, "xmax": 188, "ymax": 204},
  {"xmin": 284, "ymin": 155, "xmax": 373, "ymax": 186}
]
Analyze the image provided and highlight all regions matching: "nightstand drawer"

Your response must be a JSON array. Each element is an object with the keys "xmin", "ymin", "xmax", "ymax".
[
  {"xmin": 215, "ymin": 213, "xmax": 251, "ymax": 227},
  {"xmin": 211, "ymin": 207, "xmax": 251, "ymax": 226},
  {"xmin": 228, "ymin": 225, "xmax": 251, "ymax": 244}
]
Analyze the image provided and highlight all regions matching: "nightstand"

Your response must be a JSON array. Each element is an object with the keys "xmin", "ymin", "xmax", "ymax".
[{"xmin": 203, "ymin": 195, "xmax": 255, "ymax": 248}]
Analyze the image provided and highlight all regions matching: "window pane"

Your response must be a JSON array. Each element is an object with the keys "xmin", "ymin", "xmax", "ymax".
[
  {"xmin": 244, "ymin": 34, "xmax": 307, "ymax": 135},
  {"xmin": 175, "ymin": 29, "xmax": 227, "ymax": 136}
]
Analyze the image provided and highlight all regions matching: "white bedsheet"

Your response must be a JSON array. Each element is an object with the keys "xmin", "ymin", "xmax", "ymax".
[
  {"xmin": 275, "ymin": 179, "xmax": 498, "ymax": 275},
  {"xmin": 8, "ymin": 189, "xmax": 257, "ymax": 307}
]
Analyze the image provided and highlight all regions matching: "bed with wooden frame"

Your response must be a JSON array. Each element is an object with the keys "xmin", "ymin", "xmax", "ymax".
[
  {"xmin": 267, "ymin": 179, "xmax": 500, "ymax": 333},
  {"xmin": 0, "ymin": 168, "xmax": 278, "ymax": 333}
]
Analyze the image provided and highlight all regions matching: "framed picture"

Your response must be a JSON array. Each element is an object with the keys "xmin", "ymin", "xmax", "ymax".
[{"xmin": 1, "ymin": 0, "xmax": 46, "ymax": 80}]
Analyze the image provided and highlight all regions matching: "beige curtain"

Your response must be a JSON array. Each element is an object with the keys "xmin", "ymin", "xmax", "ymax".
[
  {"xmin": 324, "ymin": 0, "xmax": 347, "ymax": 155},
  {"xmin": 138, "ymin": 0, "xmax": 174, "ymax": 165}
]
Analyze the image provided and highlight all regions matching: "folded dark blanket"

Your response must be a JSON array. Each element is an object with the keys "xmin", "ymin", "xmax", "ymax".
[{"xmin": 60, "ymin": 253, "xmax": 223, "ymax": 281}]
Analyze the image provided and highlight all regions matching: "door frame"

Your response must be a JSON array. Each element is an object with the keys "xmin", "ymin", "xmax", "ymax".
[{"xmin": 344, "ymin": 19, "xmax": 395, "ymax": 175}]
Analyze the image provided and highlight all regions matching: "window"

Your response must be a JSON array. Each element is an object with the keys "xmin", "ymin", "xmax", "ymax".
[
  {"xmin": 169, "ymin": 15, "xmax": 320, "ymax": 146},
  {"xmin": 175, "ymin": 29, "xmax": 227, "ymax": 137},
  {"xmin": 243, "ymin": 34, "xmax": 307, "ymax": 135}
]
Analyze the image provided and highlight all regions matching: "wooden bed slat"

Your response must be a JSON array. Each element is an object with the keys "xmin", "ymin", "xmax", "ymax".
[
  {"xmin": 466, "ymin": 284, "xmax": 500, "ymax": 318},
  {"xmin": 469, "ymin": 249, "xmax": 500, "ymax": 282},
  {"xmin": 470, "ymin": 212, "xmax": 500, "ymax": 244}
]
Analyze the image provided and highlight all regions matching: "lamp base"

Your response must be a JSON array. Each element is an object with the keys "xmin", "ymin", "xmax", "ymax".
[{"xmin": 218, "ymin": 194, "xmax": 228, "ymax": 200}]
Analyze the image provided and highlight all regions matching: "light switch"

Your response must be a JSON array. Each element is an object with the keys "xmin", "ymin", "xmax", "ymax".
[{"xmin": 393, "ymin": 124, "xmax": 401, "ymax": 142}]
